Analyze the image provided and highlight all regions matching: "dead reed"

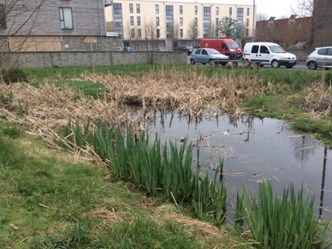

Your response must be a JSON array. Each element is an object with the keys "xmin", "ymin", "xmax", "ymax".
[
  {"xmin": 80, "ymin": 68, "xmax": 267, "ymax": 115},
  {"xmin": 304, "ymin": 83, "xmax": 332, "ymax": 118}
]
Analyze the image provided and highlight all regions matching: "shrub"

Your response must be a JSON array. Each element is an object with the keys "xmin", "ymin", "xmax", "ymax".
[{"xmin": 1, "ymin": 68, "xmax": 28, "ymax": 84}]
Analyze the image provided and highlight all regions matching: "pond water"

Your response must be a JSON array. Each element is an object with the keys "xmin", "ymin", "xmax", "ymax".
[{"xmin": 144, "ymin": 111, "xmax": 332, "ymax": 220}]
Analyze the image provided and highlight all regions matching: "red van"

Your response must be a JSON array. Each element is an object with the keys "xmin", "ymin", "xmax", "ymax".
[{"xmin": 199, "ymin": 38, "xmax": 243, "ymax": 60}]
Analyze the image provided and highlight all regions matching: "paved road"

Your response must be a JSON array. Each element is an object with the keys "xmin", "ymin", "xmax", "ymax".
[{"xmin": 186, "ymin": 57, "xmax": 328, "ymax": 72}]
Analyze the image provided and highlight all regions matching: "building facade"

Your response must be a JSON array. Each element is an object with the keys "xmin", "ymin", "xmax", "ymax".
[
  {"xmin": 312, "ymin": 0, "xmax": 332, "ymax": 47},
  {"xmin": 105, "ymin": 0, "xmax": 255, "ymax": 50},
  {"xmin": 0, "ymin": 0, "xmax": 117, "ymax": 52},
  {"xmin": 255, "ymin": 16, "xmax": 312, "ymax": 49}
]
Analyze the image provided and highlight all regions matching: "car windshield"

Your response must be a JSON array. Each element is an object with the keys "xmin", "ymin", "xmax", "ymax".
[
  {"xmin": 268, "ymin": 45, "xmax": 286, "ymax": 53},
  {"xmin": 227, "ymin": 42, "xmax": 239, "ymax": 49},
  {"xmin": 207, "ymin": 49, "xmax": 220, "ymax": 54}
]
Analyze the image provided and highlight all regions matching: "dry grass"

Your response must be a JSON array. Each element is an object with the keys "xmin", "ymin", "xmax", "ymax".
[
  {"xmin": 80, "ymin": 70, "xmax": 267, "ymax": 116},
  {"xmin": 304, "ymin": 83, "xmax": 332, "ymax": 118}
]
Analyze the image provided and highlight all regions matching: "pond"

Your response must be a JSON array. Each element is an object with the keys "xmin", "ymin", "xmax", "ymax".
[{"xmin": 144, "ymin": 111, "xmax": 332, "ymax": 220}]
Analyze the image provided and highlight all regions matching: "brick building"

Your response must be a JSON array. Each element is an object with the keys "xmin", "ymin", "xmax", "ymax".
[
  {"xmin": 312, "ymin": 0, "xmax": 332, "ymax": 47},
  {"xmin": 255, "ymin": 0, "xmax": 332, "ymax": 49},
  {"xmin": 0, "ymin": 0, "xmax": 117, "ymax": 52},
  {"xmin": 255, "ymin": 16, "xmax": 312, "ymax": 49}
]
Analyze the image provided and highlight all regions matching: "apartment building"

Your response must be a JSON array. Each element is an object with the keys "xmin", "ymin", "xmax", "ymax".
[
  {"xmin": 105, "ymin": 0, "xmax": 255, "ymax": 49},
  {"xmin": 0, "ymin": 0, "xmax": 116, "ymax": 52}
]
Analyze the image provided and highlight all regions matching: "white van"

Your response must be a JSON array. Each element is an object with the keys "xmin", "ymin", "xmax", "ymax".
[{"xmin": 242, "ymin": 42, "xmax": 297, "ymax": 68}]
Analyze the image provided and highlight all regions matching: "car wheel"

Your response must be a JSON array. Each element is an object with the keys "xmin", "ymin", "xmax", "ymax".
[
  {"xmin": 271, "ymin": 60, "xmax": 280, "ymax": 69},
  {"xmin": 190, "ymin": 58, "xmax": 196, "ymax": 65},
  {"xmin": 307, "ymin": 61, "xmax": 317, "ymax": 70},
  {"xmin": 285, "ymin": 65, "xmax": 293, "ymax": 69},
  {"xmin": 209, "ymin": 59, "xmax": 215, "ymax": 66},
  {"xmin": 260, "ymin": 64, "xmax": 264, "ymax": 68}
]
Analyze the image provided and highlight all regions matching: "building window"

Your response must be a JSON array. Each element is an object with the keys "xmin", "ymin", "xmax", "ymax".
[
  {"xmin": 180, "ymin": 29, "xmax": 183, "ymax": 38},
  {"xmin": 136, "ymin": 4, "xmax": 140, "ymax": 14},
  {"xmin": 137, "ymin": 16, "xmax": 141, "ymax": 26},
  {"xmin": 130, "ymin": 28, "xmax": 135, "ymax": 38},
  {"xmin": 113, "ymin": 3, "xmax": 122, "ymax": 15},
  {"xmin": 155, "ymin": 4, "xmax": 159, "ymax": 14},
  {"xmin": 246, "ymin": 18, "xmax": 249, "ymax": 27},
  {"xmin": 0, "ymin": 4, "xmax": 7, "ymax": 29},
  {"xmin": 216, "ymin": 18, "xmax": 219, "ymax": 25},
  {"xmin": 195, "ymin": 6, "xmax": 198, "ymax": 15},
  {"xmin": 156, "ymin": 16, "xmax": 160, "ymax": 26},
  {"xmin": 129, "ymin": 3, "xmax": 133, "ymax": 13},
  {"xmin": 229, "ymin": 7, "xmax": 232, "ymax": 16},
  {"xmin": 130, "ymin": 16, "xmax": 134, "ymax": 26},
  {"xmin": 237, "ymin": 7, "xmax": 244, "ymax": 26},
  {"xmin": 247, "ymin": 7, "xmax": 250, "ymax": 16},
  {"xmin": 156, "ymin": 29, "xmax": 160, "ymax": 38},
  {"xmin": 59, "ymin": 7, "xmax": 73, "ymax": 30},
  {"xmin": 179, "ymin": 5, "xmax": 183, "ymax": 15},
  {"xmin": 137, "ymin": 29, "xmax": 142, "ymax": 38},
  {"xmin": 166, "ymin": 5, "xmax": 174, "ymax": 38},
  {"xmin": 180, "ymin": 17, "xmax": 183, "ymax": 26},
  {"xmin": 216, "ymin": 6, "xmax": 219, "ymax": 15},
  {"xmin": 194, "ymin": 17, "xmax": 198, "ymax": 26}
]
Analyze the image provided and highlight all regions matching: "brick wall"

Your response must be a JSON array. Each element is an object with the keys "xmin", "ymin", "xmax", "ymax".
[{"xmin": 312, "ymin": 0, "xmax": 332, "ymax": 47}]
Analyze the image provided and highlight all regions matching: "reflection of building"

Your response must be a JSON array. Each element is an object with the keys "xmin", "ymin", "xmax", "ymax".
[
  {"xmin": 105, "ymin": 0, "xmax": 255, "ymax": 50},
  {"xmin": 312, "ymin": 0, "xmax": 332, "ymax": 47},
  {"xmin": 0, "ymin": 0, "xmax": 116, "ymax": 52}
]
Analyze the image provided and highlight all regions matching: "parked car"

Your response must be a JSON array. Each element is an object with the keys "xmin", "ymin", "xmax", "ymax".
[
  {"xmin": 306, "ymin": 46, "xmax": 332, "ymax": 70},
  {"xmin": 123, "ymin": 46, "xmax": 134, "ymax": 52},
  {"xmin": 242, "ymin": 42, "xmax": 297, "ymax": 68},
  {"xmin": 152, "ymin": 47, "xmax": 168, "ymax": 51},
  {"xmin": 200, "ymin": 38, "xmax": 243, "ymax": 59},
  {"xmin": 176, "ymin": 45, "xmax": 194, "ymax": 55},
  {"xmin": 189, "ymin": 48, "xmax": 229, "ymax": 65}
]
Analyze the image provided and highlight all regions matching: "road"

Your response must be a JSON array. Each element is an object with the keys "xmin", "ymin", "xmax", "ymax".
[{"xmin": 186, "ymin": 57, "xmax": 324, "ymax": 71}]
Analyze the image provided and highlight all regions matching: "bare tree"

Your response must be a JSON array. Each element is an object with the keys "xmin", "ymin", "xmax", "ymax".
[
  {"xmin": 142, "ymin": 19, "xmax": 157, "ymax": 50},
  {"xmin": 256, "ymin": 13, "xmax": 269, "ymax": 21},
  {"xmin": 170, "ymin": 22, "xmax": 179, "ymax": 49},
  {"xmin": 0, "ymin": 0, "xmax": 45, "ymax": 67},
  {"xmin": 0, "ymin": 0, "xmax": 45, "ymax": 52},
  {"xmin": 187, "ymin": 19, "xmax": 199, "ymax": 47},
  {"xmin": 291, "ymin": 0, "xmax": 313, "ymax": 17}
]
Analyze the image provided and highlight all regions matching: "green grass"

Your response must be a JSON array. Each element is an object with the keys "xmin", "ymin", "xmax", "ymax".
[
  {"xmin": 0, "ymin": 120, "xmax": 249, "ymax": 249},
  {"xmin": 292, "ymin": 118, "xmax": 332, "ymax": 146},
  {"xmin": 236, "ymin": 182, "xmax": 330, "ymax": 249}
]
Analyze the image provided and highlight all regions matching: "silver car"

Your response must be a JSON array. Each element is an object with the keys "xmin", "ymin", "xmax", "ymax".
[
  {"xmin": 306, "ymin": 47, "xmax": 332, "ymax": 70},
  {"xmin": 190, "ymin": 48, "xmax": 229, "ymax": 65}
]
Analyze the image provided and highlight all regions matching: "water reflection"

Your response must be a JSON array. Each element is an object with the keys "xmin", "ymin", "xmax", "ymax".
[{"xmin": 143, "ymin": 110, "xmax": 332, "ymax": 219}]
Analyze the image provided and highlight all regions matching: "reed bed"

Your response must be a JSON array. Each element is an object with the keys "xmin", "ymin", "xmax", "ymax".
[
  {"xmin": 236, "ymin": 182, "xmax": 329, "ymax": 249},
  {"xmin": 62, "ymin": 120, "xmax": 227, "ymax": 225},
  {"xmin": 304, "ymin": 83, "xmax": 332, "ymax": 118},
  {"xmin": 79, "ymin": 69, "xmax": 270, "ymax": 115}
]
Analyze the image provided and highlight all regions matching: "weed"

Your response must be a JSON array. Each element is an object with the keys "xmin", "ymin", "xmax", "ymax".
[
  {"xmin": 236, "ymin": 182, "xmax": 330, "ymax": 249},
  {"xmin": 0, "ymin": 92, "xmax": 13, "ymax": 105},
  {"xmin": 64, "ymin": 120, "xmax": 228, "ymax": 224},
  {"xmin": 2, "ymin": 125, "xmax": 22, "ymax": 139},
  {"xmin": 1, "ymin": 68, "xmax": 28, "ymax": 84}
]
